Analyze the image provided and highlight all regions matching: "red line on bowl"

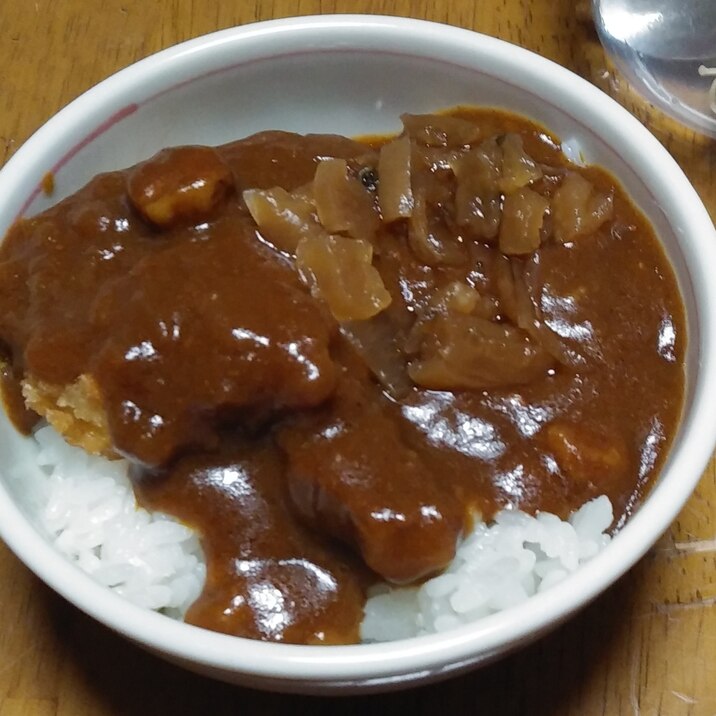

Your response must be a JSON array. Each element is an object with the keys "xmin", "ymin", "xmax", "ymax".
[{"xmin": 18, "ymin": 103, "xmax": 139, "ymax": 218}]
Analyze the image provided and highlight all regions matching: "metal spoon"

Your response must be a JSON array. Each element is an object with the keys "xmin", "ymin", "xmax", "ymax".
[{"xmin": 592, "ymin": 0, "xmax": 716, "ymax": 136}]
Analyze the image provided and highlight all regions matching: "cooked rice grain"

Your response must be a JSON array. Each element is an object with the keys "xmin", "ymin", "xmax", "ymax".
[
  {"xmin": 27, "ymin": 425, "xmax": 205, "ymax": 616},
  {"xmin": 361, "ymin": 496, "xmax": 612, "ymax": 641}
]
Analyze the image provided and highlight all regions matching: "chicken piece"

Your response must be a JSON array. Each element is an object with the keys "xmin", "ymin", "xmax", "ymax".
[{"xmin": 22, "ymin": 373, "xmax": 113, "ymax": 457}]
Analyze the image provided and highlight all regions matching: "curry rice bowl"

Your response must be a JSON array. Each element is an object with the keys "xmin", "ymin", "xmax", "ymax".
[{"xmin": 1, "ymin": 15, "xmax": 715, "ymax": 696}]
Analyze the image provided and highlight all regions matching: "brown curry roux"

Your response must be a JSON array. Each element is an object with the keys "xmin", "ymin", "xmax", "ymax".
[{"xmin": 0, "ymin": 109, "xmax": 685, "ymax": 644}]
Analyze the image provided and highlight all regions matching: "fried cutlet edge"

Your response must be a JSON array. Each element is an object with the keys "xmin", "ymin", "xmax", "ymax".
[{"xmin": 21, "ymin": 372, "xmax": 115, "ymax": 457}]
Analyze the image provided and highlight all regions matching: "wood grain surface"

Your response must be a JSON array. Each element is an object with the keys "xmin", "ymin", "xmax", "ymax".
[{"xmin": 1, "ymin": 1, "xmax": 715, "ymax": 714}]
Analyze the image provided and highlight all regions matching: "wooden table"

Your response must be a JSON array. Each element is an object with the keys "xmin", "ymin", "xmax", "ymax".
[{"xmin": 1, "ymin": 2, "xmax": 715, "ymax": 714}]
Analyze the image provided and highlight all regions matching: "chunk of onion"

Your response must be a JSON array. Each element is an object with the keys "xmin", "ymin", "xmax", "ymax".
[
  {"xmin": 313, "ymin": 158, "xmax": 380, "ymax": 242},
  {"xmin": 243, "ymin": 186, "xmax": 325, "ymax": 255},
  {"xmin": 296, "ymin": 235, "xmax": 391, "ymax": 322},
  {"xmin": 408, "ymin": 314, "xmax": 554, "ymax": 390},
  {"xmin": 499, "ymin": 255, "xmax": 585, "ymax": 368},
  {"xmin": 499, "ymin": 134, "xmax": 543, "ymax": 193},
  {"xmin": 400, "ymin": 113, "xmax": 482, "ymax": 148},
  {"xmin": 378, "ymin": 136, "xmax": 414, "ymax": 222},
  {"xmin": 451, "ymin": 138, "xmax": 503, "ymax": 241},
  {"xmin": 428, "ymin": 281, "xmax": 481, "ymax": 315},
  {"xmin": 340, "ymin": 314, "xmax": 412, "ymax": 399},
  {"xmin": 408, "ymin": 186, "xmax": 468, "ymax": 266},
  {"xmin": 499, "ymin": 187, "xmax": 550, "ymax": 255},
  {"xmin": 551, "ymin": 172, "xmax": 614, "ymax": 243}
]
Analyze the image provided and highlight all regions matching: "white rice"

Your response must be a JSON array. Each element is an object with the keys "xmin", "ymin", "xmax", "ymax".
[
  {"xmin": 22, "ymin": 425, "xmax": 205, "ymax": 617},
  {"xmin": 361, "ymin": 495, "xmax": 612, "ymax": 641},
  {"xmin": 15, "ymin": 425, "xmax": 612, "ymax": 639}
]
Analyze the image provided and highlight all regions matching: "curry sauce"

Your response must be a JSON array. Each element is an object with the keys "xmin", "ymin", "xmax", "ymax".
[{"xmin": 0, "ymin": 109, "xmax": 685, "ymax": 644}]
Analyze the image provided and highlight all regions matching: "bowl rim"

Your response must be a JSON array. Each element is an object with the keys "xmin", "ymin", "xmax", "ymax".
[{"xmin": 1, "ymin": 13, "xmax": 715, "ymax": 686}]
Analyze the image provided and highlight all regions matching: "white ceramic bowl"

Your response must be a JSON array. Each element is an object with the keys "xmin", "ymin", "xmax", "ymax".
[{"xmin": 0, "ymin": 14, "xmax": 715, "ymax": 695}]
